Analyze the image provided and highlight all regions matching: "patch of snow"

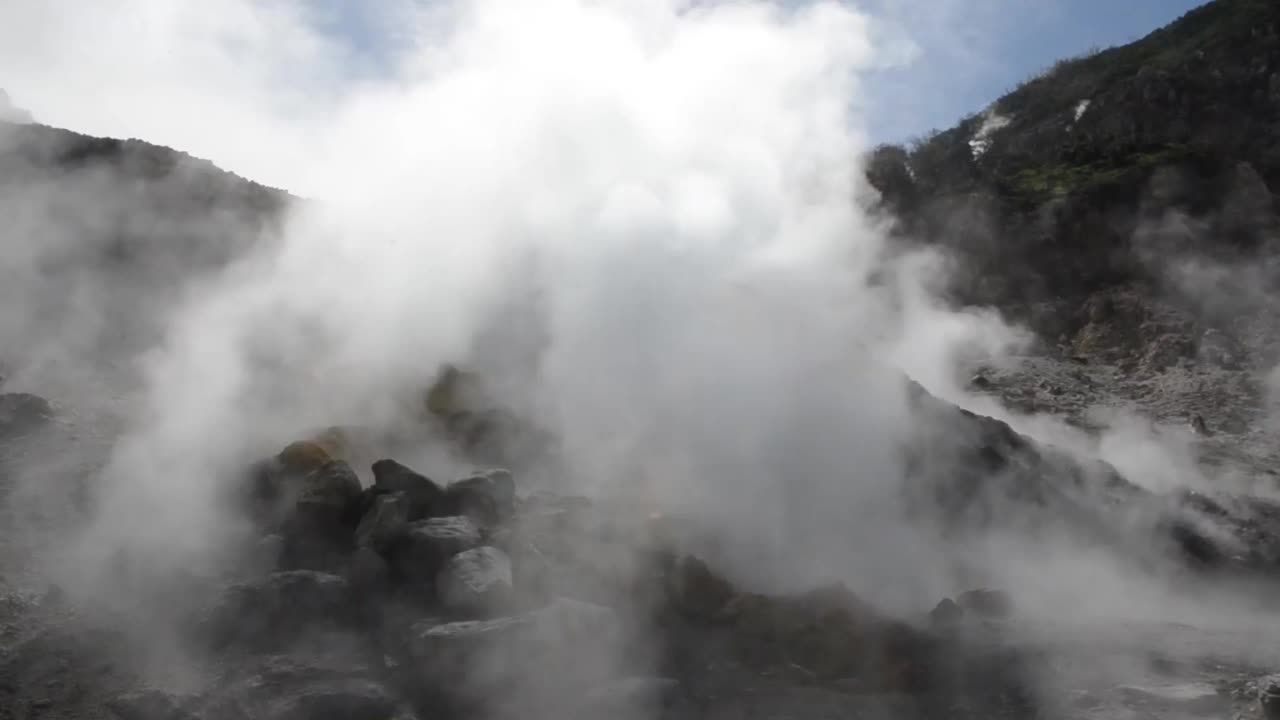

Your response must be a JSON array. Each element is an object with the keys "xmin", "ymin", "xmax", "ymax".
[{"xmin": 1074, "ymin": 99, "xmax": 1091, "ymax": 122}]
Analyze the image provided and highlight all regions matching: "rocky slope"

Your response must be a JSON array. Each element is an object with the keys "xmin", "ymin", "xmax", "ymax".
[
  {"xmin": 868, "ymin": 0, "xmax": 1280, "ymax": 378},
  {"xmin": 0, "ymin": 119, "xmax": 292, "ymax": 399}
]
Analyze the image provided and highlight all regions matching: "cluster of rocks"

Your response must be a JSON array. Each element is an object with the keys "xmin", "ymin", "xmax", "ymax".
[
  {"xmin": 108, "ymin": 433, "xmax": 1050, "ymax": 720},
  {"xmin": 6, "ymin": 372, "xmax": 1276, "ymax": 719}
]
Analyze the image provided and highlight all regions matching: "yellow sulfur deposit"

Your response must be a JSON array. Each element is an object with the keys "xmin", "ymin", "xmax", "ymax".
[{"xmin": 275, "ymin": 440, "xmax": 333, "ymax": 471}]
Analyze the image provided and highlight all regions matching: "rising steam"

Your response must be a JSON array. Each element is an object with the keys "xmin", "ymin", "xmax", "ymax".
[{"xmin": 7, "ymin": 1, "xmax": 1276, "ymax": 711}]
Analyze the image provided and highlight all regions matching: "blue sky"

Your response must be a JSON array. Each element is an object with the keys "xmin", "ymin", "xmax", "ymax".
[
  {"xmin": 857, "ymin": 0, "xmax": 1210, "ymax": 143},
  {"xmin": 310, "ymin": 0, "xmax": 1211, "ymax": 145}
]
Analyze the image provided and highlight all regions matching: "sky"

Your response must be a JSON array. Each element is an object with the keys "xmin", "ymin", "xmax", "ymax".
[
  {"xmin": 856, "ymin": 0, "xmax": 1210, "ymax": 143},
  {"xmin": 308, "ymin": 0, "xmax": 1213, "ymax": 145},
  {"xmin": 0, "ymin": 0, "xmax": 1212, "ymax": 192}
]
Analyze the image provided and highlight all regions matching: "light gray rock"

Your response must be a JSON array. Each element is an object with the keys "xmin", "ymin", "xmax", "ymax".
[
  {"xmin": 437, "ymin": 546, "xmax": 513, "ymax": 616},
  {"xmin": 392, "ymin": 516, "xmax": 483, "ymax": 589}
]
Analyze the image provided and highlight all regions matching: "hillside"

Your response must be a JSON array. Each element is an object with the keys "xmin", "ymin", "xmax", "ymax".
[
  {"xmin": 867, "ymin": 0, "xmax": 1280, "ymax": 376},
  {"xmin": 0, "ymin": 120, "xmax": 293, "ymax": 392}
]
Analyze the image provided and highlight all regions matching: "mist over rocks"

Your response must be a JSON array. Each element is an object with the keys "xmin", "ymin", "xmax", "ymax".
[{"xmin": 4, "ymin": 1, "xmax": 1280, "ymax": 718}]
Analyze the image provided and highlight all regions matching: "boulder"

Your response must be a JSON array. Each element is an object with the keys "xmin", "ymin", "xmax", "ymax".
[
  {"xmin": 277, "ymin": 441, "xmax": 333, "ymax": 473},
  {"xmin": 441, "ymin": 469, "xmax": 516, "ymax": 527},
  {"xmin": 388, "ymin": 516, "xmax": 482, "ymax": 589},
  {"xmin": 1261, "ymin": 676, "xmax": 1280, "ymax": 720},
  {"xmin": 371, "ymin": 459, "xmax": 443, "ymax": 520},
  {"xmin": 406, "ymin": 598, "xmax": 621, "ymax": 712},
  {"xmin": 436, "ymin": 546, "xmax": 513, "ymax": 617},
  {"xmin": 0, "ymin": 392, "xmax": 53, "ymax": 439},
  {"xmin": 354, "ymin": 492, "xmax": 410, "ymax": 553},
  {"xmin": 241, "ymin": 444, "xmax": 346, "ymax": 533},
  {"xmin": 280, "ymin": 461, "xmax": 362, "ymax": 571},
  {"xmin": 296, "ymin": 460, "xmax": 362, "ymax": 515}
]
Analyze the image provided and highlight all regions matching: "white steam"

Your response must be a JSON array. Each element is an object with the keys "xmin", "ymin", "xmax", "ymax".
[
  {"xmin": 0, "ymin": 0, "xmax": 1031, "ymax": 612},
  {"xmin": 6, "ymin": 2, "xmax": 1274, "ymax": 705}
]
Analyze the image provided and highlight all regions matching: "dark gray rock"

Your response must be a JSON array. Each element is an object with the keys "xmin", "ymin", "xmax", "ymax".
[
  {"xmin": 346, "ymin": 546, "xmax": 390, "ymax": 597},
  {"xmin": 664, "ymin": 554, "xmax": 735, "ymax": 621},
  {"xmin": 371, "ymin": 459, "xmax": 443, "ymax": 520},
  {"xmin": 437, "ymin": 546, "xmax": 513, "ymax": 617},
  {"xmin": 0, "ymin": 392, "xmax": 53, "ymax": 439},
  {"xmin": 296, "ymin": 460, "xmax": 362, "ymax": 515},
  {"xmin": 280, "ymin": 461, "xmax": 362, "ymax": 571},
  {"xmin": 441, "ymin": 469, "xmax": 515, "ymax": 527},
  {"xmin": 1261, "ymin": 675, "xmax": 1280, "ymax": 720},
  {"xmin": 388, "ymin": 516, "xmax": 482, "ymax": 589},
  {"xmin": 354, "ymin": 492, "xmax": 409, "ymax": 553}
]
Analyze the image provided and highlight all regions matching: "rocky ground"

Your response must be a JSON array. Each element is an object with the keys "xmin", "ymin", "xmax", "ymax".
[{"xmin": 3, "ymin": 345, "xmax": 1280, "ymax": 720}]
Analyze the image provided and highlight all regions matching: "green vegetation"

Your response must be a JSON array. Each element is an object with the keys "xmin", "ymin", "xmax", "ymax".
[{"xmin": 1003, "ymin": 144, "xmax": 1198, "ymax": 203}]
